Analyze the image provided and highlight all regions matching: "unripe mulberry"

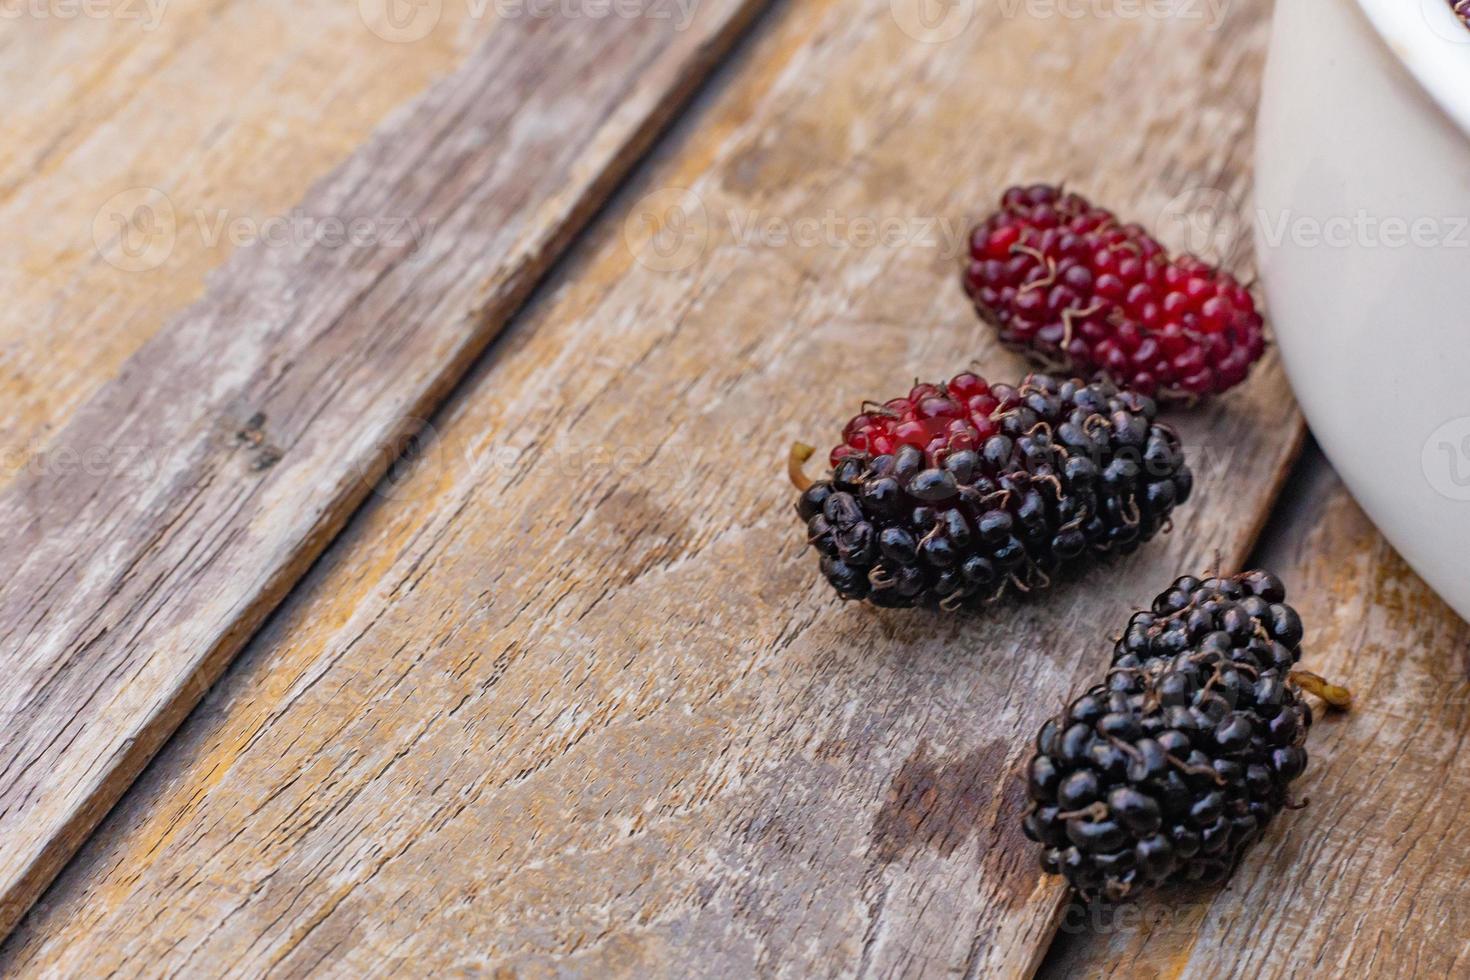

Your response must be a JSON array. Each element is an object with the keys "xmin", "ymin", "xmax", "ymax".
[
  {"xmin": 963, "ymin": 184, "xmax": 1266, "ymax": 400},
  {"xmin": 1022, "ymin": 572, "xmax": 1351, "ymax": 901},
  {"xmin": 791, "ymin": 372, "xmax": 1191, "ymax": 609}
]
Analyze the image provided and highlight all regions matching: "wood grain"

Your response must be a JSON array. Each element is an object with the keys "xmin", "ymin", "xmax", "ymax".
[
  {"xmin": 0, "ymin": 0, "xmax": 767, "ymax": 941},
  {"xmin": 0, "ymin": 0, "xmax": 491, "ymax": 464},
  {"xmin": 1038, "ymin": 444, "xmax": 1470, "ymax": 979},
  {"xmin": 3, "ymin": 0, "xmax": 1300, "ymax": 974}
]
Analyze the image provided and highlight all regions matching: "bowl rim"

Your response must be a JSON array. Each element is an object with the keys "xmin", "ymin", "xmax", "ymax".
[{"xmin": 1354, "ymin": 0, "xmax": 1470, "ymax": 137}]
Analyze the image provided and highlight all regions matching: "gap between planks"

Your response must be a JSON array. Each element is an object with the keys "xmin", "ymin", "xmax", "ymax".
[
  {"xmin": 0, "ymin": 0, "xmax": 771, "ymax": 942},
  {"xmin": 1039, "ymin": 442, "xmax": 1470, "ymax": 978},
  {"xmin": 0, "ymin": 0, "xmax": 489, "ymax": 461},
  {"xmin": 3, "ymin": 0, "xmax": 1304, "ymax": 974}
]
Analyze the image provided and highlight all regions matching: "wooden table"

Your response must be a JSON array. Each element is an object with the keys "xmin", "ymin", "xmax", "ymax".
[{"xmin": 2, "ymin": 1, "xmax": 1467, "ymax": 976}]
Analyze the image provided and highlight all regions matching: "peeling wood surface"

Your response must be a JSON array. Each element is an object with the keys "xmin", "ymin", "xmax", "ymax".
[
  {"xmin": 1039, "ymin": 444, "xmax": 1470, "ymax": 979},
  {"xmin": 2, "ymin": 0, "xmax": 1305, "ymax": 974},
  {"xmin": 0, "ymin": 0, "xmax": 491, "ymax": 463},
  {"xmin": 0, "ymin": 0, "xmax": 768, "ymax": 940}
]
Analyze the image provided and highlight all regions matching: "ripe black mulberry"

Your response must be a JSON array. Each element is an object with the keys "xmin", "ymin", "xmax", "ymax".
[
  {"xmin": 1022, "ymin": 571, "xmax": 1351, "ymax": 900},
  {"xmin": 791, "ymin": 372, "xmax": 1191, "ymax": 609}
]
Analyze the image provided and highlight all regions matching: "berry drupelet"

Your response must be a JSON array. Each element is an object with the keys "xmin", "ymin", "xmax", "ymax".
[
  {"xmin": 790, "ymin": 372, "xmax": 1192, "ymax": 610},
  {"xmin": 963, "ymin": 184, "xmax": 1266, "ymax": 400},
  {"xmin": 1022, "ymin": 571, "xmax": 1351, "ymax": 901}
]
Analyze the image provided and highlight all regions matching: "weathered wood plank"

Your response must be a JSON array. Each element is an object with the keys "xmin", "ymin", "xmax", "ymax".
[
  {"xmin": 0, "ymin": 1, "xmax": 492, "ymax": 461},
  {"xmin": 0, "ymin": 0, "xmax": 768, "ymax": 940},
  {"xmin": 2, "ymin": 0, "xmax": 1298, "ymax": 974},
  {"xmin": 1038, "ymin": 445, "xmax": 1470, "ymax": 979}
]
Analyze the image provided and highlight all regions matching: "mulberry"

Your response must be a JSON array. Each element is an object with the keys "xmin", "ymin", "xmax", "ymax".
[
  {"xmin": 791, "ymin": 372, "xmax": 1191, "ymax": 609},
  {"xmin": 963, "ymin": 184, "xmax": 1265, "ymax": 399},
  {"xmin": 1022, "ymin": 571, "xmax": 1351, "ymax": 900}
]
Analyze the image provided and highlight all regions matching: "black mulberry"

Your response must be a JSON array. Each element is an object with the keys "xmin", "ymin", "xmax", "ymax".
[
  {"xmin": 791, "ymin": 372, "xmax": 1191, "ymax": 609},
  {"xmin": 1022, "ymin": 571, "xmax": 1351, "ymax": 900}
]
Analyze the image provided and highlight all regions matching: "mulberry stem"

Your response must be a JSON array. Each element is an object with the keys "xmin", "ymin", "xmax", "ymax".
[
  {"xmin": 1289, "ymin": 670, "xmax": 1353, "ymax": 710},
  {"xmin": 1056, "ymin": 802, "xmax": 1109, "ymax": 822},
  {"xmin": 788, "ymin": 442, "xmax": 816, "ymax": 492}
]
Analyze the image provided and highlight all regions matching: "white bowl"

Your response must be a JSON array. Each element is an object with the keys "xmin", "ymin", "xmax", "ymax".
[{"xmin": 1256, "ymin": 0, "xmax": 1470, "ymax": 621}]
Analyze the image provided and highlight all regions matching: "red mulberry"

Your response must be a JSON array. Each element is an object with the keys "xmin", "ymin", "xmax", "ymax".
[{"xmin": 964, "ymin": 184, "xmax": 1265, "ymax": 400}]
